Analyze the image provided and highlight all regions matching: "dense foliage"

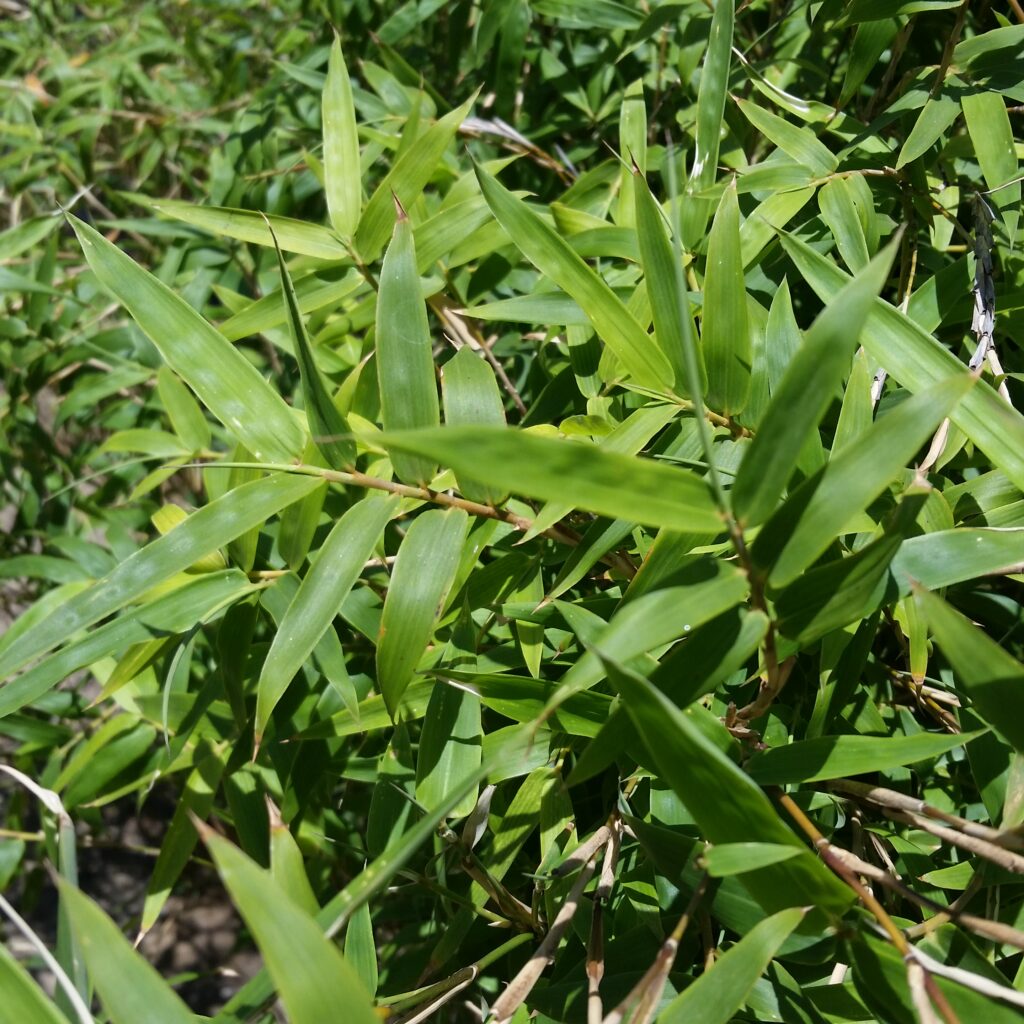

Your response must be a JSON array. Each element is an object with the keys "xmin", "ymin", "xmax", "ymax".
[{"xmin": 3, "ymin": 1, "xmax": 1024, "ymax": 1022}]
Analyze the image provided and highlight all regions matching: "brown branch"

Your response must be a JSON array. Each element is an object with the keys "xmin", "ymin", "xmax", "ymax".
[{"xmin": 778, "ymin": 793, "xmax": 960, "ymax": 1024}]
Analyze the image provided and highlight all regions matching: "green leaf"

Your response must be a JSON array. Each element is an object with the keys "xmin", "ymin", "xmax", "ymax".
[
  {"xmin": 323, "ymin": 35, "xmax": 361, "ymax": 239},
  {"xmin": 156, "ymin": 367, "xmax": 210, "ymax": 453},
  {"xmin": 441, "ymin": 347, "xmax": 508, "ymax": 504},
  {"xmin": 702, "ymin": 182, "xmax": 750, "ymax": 416},
  {"xmin": 416, "ymin": 682, "xmax": 482, "ymax": 818},
  {"xmin": 217, "ymin": 744, "xmax": 503, "ymax": 1020},
  {"xmin": 841, "ymin": 0, "xmax": 960, "ymax": 20},
  {"xmin": 781, "ymin": 234, "xmax": 1024, "ymax": 492},
  {"xmin": 0, "ymin": 474, "xmax": 320, "ymax": 682},
  {"xmin": 379, "ymin": 426, "xmax": 722, "ymax": 533},
  {"xmin": 659, "ymin": 908, "xmax": 805, "ymax": 1024},
  {"xmin": 850, "ymin": 932, "xmax": 1024, "ymax": 1024},
  {"xmin": 257, "ymin": 495, "xmax": 397, "ymax": 741},
  {"xmin": 681, "ymin": 0, "xmax": 734, "ymax": 246},
  {"xmin": 59, "ymin": 880, "xmax": 195, "ymax": 1024},
  {"xmin": 344, "ymin": 902, "xmax": 379, "ymax": 997},
  {"xmin": 704, "ymin": 843, "xmax": 801, "ymax": 877},
  {"xmin": 474, "ymin": 163, "xmax": 675, "ymax": 392},
  {"xmin": 962, "ymin": 91, "xmax": 1020, "ymax": 245},
  {"xmin": 377, "ymin": 508, "xmax": 470, "ymax": 716},
  {"xmin": 68, "ymin": 215, "xmax": 305, "ymax": 463},
  {"xmin": 818, "ymin": 178, "xmax": 871, "ymax": 272},
  {"xmin": 355, "ymin": 93, "xmax": 477, "ymax": 261},
  {"xmin": 731, "ymin": 241, "xmax": 895, "ymax": 528},
  {"xmin": 270, "ymin": 814, "xmax": 320, "ymax": 916},
  {"xmin": 753, "ymin": 375, "xmax": 972, "ymax": 587},
  {"xmin": 896, "ymin": 92, "xmax": 961, "ymax": 169},
  {"xmin": 917, "ymin": 588, "xmax": 1024, "ymax": 752},
  {"xmin": 892, "ymin": 528, "xmax": 1024, "ymax": 592},
  {"xmin": 139, "ymin": 196, "xmax": 350, "ymax": 259},
  {"xmin": 201, "ymin": 828, "xmax": 378, "ymax": 1024},
  {"xmin": 736, "ymin": 99, "xmax": 836, "ymax": 175},
  {"xmin": 271, "ymin": 226, "xmax": 355, "ymax": 470},
  {"xmin": 746, "ymin": 730, "xmax": 979, "ymax": 785},
  {"xmin": 604, "ymin": 658, "xmax": 851, "ymax": 916},
  {"xmin": 376, "ymin": 206, "xmax": 441, "ymax": 485},
  {"xmin": 634, "ymin": 171, "xmax": 706, "ymax": 398},
  {"xmin": 0, "ymin": 944, "xmax": 68, "ymax": 1024}
]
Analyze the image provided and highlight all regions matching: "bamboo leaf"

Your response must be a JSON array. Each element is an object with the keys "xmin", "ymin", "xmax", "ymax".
[
  {"xmin": 441, "ymin": 347, "xmax": 508, "ymax": 504},
  {"xmin": 416, "ymin": 683, "xmax": 482, "ymax": 818},
  {"xmin": 139, "ymin": 196, "xmax": 349, "ymax": 259},
  {"xmin": 200, "ymin": 828, "xmax": 378, "ymax": 1024},
  {"xmin": 376, "ymin": 205, "xmax": 441, "ymax": 485},
  {"xmin": 379, "ymin": 425, "xmax": 723, "ymax": 533},
  {"xmin": 752, "ymin": 377, "xmax": 972, "ymax": 587},
  {"xmin": 737, "ymin": 99, "xmax": 836, "ymax": 175},
  {"xmin": 602, "ymin": 658, "xmax": 851, "ymax": 916},
  {"xmin": 59, "ymin": 880, "xmax": 195, "ymax": 1024},
  {"xmin": 377, "ymin": 508, "xmax": 471, "ymax": 716},
  {"xmin": 681, "ymin": 0, "xmax": 734, "ymax": 246},
  {"xmin": 818, "ymin": 178, "xmax": 871, "ymax": 271},
  {"xmin": 68, "ymin": 215, "xmax": 305, "ymax": 463},
  {"xmin": 271, "ymin": 224, "xmax": 356, "ymax": 470},
  {"xmin": 746, "ymin": 731, "xmax": 979, "ymax": 785},
  {"xmin": 658, "ymin": 908, "xmax": 805, "ymax": 1024},
  {"xmin": 0, "ymin": 944, "xmax": 69, "ymax": 1024},
  {"xmin": 731, "ymin": 240, "xmax": 896, "ymax": 527},
  {"xmin": 634, "ymin": 170, "xmax": 706, "ymax": 398},
  {"xmin": 702, "ymin": 182, "xmax": 750, "ymax": 415},
  {"xmin": 257, "ymin": 495, "xmax": 398, "ymax": 741},
  {"xmin": 474, "ymin": 163, "xmax": 675, "ymax": 392},
  {"xmin": 917, "ymin": 588, "xmax": 1024, "ymax": 751},
  {"xmin": 962, "ymin": 90, "xmax": 1020, "ymax": 245},
  {"xmin": 0, "ymin": 474, "xmax": 320, "ymax": 682},
  {"xmin": 355, "ymin": 93, "xmax": 477, "ymax": 261},
  {"xmin": 323, "ymin": 35, "xmax": 361, "ymax": 239},
  {"xmin": 781, "ymin": 233, "xmax": 1024, "ymax": 491}
]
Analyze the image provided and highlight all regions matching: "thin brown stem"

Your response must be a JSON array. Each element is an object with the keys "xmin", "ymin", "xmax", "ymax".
[{"xmin": 778, "ymin": 793, "xmax": 961, "ymax": 1024}]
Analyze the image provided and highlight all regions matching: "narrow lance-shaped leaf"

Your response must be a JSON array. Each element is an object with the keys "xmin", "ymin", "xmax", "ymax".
[
  {"xmin": 746, "ymin": 730, "xmax": 979, "ymax": 785},
  {"xmin": 701, "ymin": 181, "xmax": 750, "ymax": 415},
  {"xmin": 380, "ymin": 425, "xmax": 723, "ymax": 533},
  {"xmin": 659, "ymin": 908, "xmax": 805, "ymax": 1024},
  {"xmin": 377, "ymin": 508, "xmax": 471, "ymax": 717},
  {"xmin": 616, "ymin": 78, "xmax": 646, "ymax": 228},
  {"xmin": 916, "ymin": 588, "xmax": 1024, "ymax": 752},
  {"xmin": 731, "ymin": 239, "xmax": 897, "ymax": 527},
  {"xmin": 634, "ymin": 170, "xmax": 706, "ymax": 399},
  {"xmin": 781, "ymin": 233, "xmax": 1024, "ymax": 491},
  {"xmin": 602, "ymin": 657, "xmax": 851, "ymax": 916},
  {"xmin": 474, "ymin": 162, "xmax": 675, "ymax": 392},
  {"xmin": 753, "ymin": 374, "xmax": 973, "ymax": 587},
  {"xmin": 270, "ymin": 223, "xmax": 356, "ymax": 470},
  {"xmin": 256, "ymin": 495, "xmax": 398, "ymax": 741},
  {"xmin": 962, "ymin": 91, "xmax": 1020, "ymax": 246},
  {"xmin": 441, "ymin": 347, "xmax": 508, "ymax": 504},
  {"xmin": 136, "ymin": 195, "xmax": 349, "ymax": 260},
  {"xmin": 58, "ymin": 880, "xmax": 195, "ymax": 1024},
  {"xmin": 323, "ymin": 34, "xmax": 361, "ymax": 239},
  {"xmin": 199, "ymin": 827, "xmax": 378, "ymax": 1024},
  {"xmin": 0, "ymin": 944, "xmax": 70, "ymax": 1024},
  {"xmin": 0, "ymin": 473, "xmax": 321, "ymax": 682},
  {"xmin": 355, "ymin": 92, "xmax": 478, "ymax": 261},
  {"xmin": 377, "ymin": 202, "xmax": 441, "ymax": 486},
  {"xmin": 68, "ymin": 215, "xmax": 305, "ymax": 463},
  {"xmin": 680, "ymin": 0, "xmax": 734, "ymax": 247}
]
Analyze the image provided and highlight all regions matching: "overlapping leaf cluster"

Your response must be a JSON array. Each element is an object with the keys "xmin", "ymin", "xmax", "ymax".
[{"xmin": 3, "ymin": 2, "xmax": 1024, "ymax": 1022}]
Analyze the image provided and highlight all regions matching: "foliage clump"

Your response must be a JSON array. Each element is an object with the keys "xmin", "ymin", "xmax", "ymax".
[{"xmin": 3, "ymin": 2, "xmax": 1024, "ymax": 1022}]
